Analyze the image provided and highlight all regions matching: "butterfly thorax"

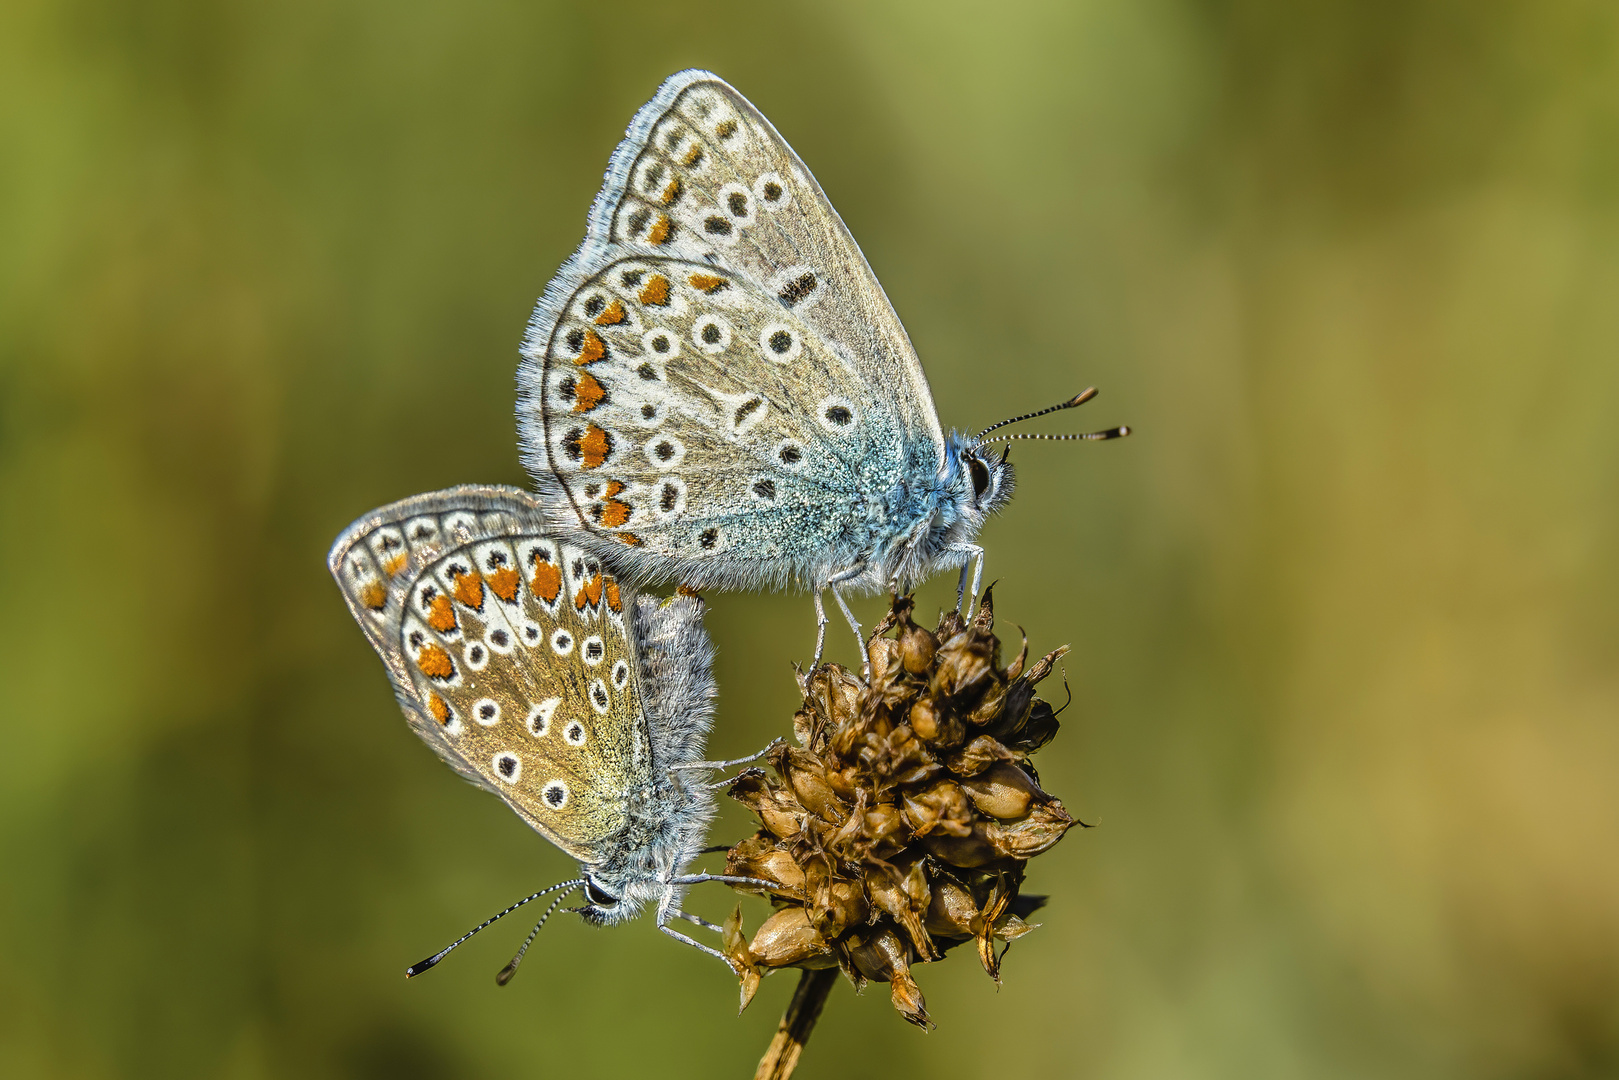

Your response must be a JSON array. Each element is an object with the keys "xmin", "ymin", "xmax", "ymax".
[{"xmin": 839, "ymin": 433, "xmax": 1015, "ymax": 595}]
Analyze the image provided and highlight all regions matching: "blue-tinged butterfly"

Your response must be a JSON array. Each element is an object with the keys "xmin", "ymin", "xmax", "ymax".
[
  {"xmin": 517, "ymin": 70, "xmax": 1127, "ymax": 663},
  {"xmin": 329, "ymin": 485, "xmax": 775, "ymax": 978}
]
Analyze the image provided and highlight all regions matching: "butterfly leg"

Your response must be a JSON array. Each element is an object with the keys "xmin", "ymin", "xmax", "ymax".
[
  {"xmin": 654, "ymin": 887, "xmax": 735, "ymax": 966},
  {"xmin": 811, "ymin": 590, "xmax": 830, "ymax": 669},
  {"xmin": 673, "ymin": 909, "xmax": 725, "ymax": 933},
  {"xmin": 954, "ymin": 544, "xmax": 985, "ymax": 620},
  {"xmin": 830, "ymin": 585, "xmax": 866, "ymax": 678},
  {"xmin": 657, "ymin": 916, "xmax": 732, "ymax": 964},
  {"xmin": 822, "ymin": 562, "xmax": 869, "ymax": 675},
  {"xmin": 656, "ymin": 872, "xmax": 796, "ymax": 967},
  {"xmin": 671, "ymin": 871, "xmax": 787, "ymax": 892},
  {"xmin": 670, "ymin": 738, "xmax": 783, "ymax": 774}
]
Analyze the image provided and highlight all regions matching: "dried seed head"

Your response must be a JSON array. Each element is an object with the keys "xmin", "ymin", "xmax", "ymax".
[{"xmin": 724, "ymin": 591, "xmax": 1084, "ymax": 1026}]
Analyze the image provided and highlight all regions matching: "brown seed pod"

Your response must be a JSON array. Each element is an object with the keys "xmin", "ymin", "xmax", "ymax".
[
  {"xmin": 724, "ymin": 833, "xmax": 808, "ymax": 893},
  {"xmin": 749, "ymin": 907, "xmax": 837, "ymax": 969},
  {"xmin": 959, "ymin": 761, "xmax": 1047, "ymax": 820}
]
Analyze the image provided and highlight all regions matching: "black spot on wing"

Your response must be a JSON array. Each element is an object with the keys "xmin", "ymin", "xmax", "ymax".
[{"xmin": 778, "ymin": 273, "xmax": 817, "ymax": 306}]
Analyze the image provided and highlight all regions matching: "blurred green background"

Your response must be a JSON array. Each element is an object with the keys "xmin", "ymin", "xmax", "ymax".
[{"xmin": 4, "ymin": 1, "xmax": 1617, "ymax": 1077}]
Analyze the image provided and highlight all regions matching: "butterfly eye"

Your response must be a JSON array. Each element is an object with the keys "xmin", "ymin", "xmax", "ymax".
[
  {"xmin": 584, "ymin": 879, "xmax": 619, "ymax": 908},
  {"xmin": 968, "ymin": 456, "xmax": 991, "ymax": 500}
]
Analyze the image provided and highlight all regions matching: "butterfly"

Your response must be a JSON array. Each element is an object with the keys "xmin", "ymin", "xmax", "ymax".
[
  {"xmin": 516, "ymin": 70, "xmax": 1127, "ymax": 664},
  {"xmin": 328, "ymin": 484, "xmax": 774, "ymax": 976}
]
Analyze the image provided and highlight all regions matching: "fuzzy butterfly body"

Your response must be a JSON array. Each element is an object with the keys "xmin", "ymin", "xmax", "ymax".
[
  {"xmin": 329, "ymin": 485, "xmax": 741, "ymax": 946},
  {"xmin": 519, "ymin": 71, "xmax": 1030, "ymax": 645}
]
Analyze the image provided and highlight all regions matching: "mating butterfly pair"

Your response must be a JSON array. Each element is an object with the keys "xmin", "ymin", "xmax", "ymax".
[{"xmin": 329, "ymin": 70, "xmax": 1126, "ymax": 976}]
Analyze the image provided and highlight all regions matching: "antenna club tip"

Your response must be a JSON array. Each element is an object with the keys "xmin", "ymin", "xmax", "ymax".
[
  {"xmin": 1117, "ymin": 425, "xmax": 1132, "ymax": 437},
  {"xmin": 1069, "ymin": 387, "xmax": 1099, "ymax": 406},
  {"xmin": 495, "ymin": 965, "xmax": 519, "ymax": 986}
]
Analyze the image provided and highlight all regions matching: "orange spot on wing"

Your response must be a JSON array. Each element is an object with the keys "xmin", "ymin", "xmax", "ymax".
[
  {"xmin": 646, "ymin": 214, "xmax": 672, "ymax": 245},
  {"xmin": 600, "ymin": 499, "xmax": 631, "ymax": 528},
  {"xmin": 677, "ymin": 584, "xmax": 702, "ymax": 599},
  {"xmin": 605, "ymin": 480, "xmax": 625, "ymax": 498},
  {"xmin": 605, "ymin": 581, "xmax": 622, "ymax": 612},
  {"xmin": 594, "ymin": 299, "xmax": 626, "ymax": 326},
  {"xmin": 573, "ymin": 372, "xmax": 606, "ymax": 413},
  {"xmin": 359, "ymin": 580, "xmax": 388, "ymax": 610},
  {"xmin": 452, "ymin": 570, "xmax": 483, "ymax": 610},
  {"xmin": 659, "ymin": 177, "xmax": 682, "ymax": 206},
  {"xmin": 428, "ymin": 694, "xmax": 450, "ymax": 725},
  {"xmin": 715, "ymin": 119, "xmax": 738, "ymax": 139},
  {"xmin": 575, "ymin": 329, "xmax": 606, "ymax": 366},
  {"xmin": 417, "ymin": 644, "xmax": 454, "ymax": 680},
  {"xmin": 427, "ymin": 594, "xmax": 458, "ymax": 633},
  {"xmin": 616, "ymin": 533, "xmax": 641, "ymax": 546},
  {"xmin": 574, "ymin": 572, "xmax": 605, "ymax": 610},
  {"xmin": 682, "ymin": 143, "xmax": 704, "ymax": 167},
  {"xmin": 638, "ymin": 275, "xmax": 670, "ymax": 306},
  {"xmin": 531, "ymin": 561, "xmax": 561, "ymax": 602},
  {"xmin": 687, "ymin": 273, "xmax": 726, "ymax": 293},
  {"xmin": 487, "ymin": 566, "xmax": 521, "ymax": 603},
  {"xmin": 580, "ymin": 424, "xmax": 610, "ymax": 469},
  {"xmin": 381, "ymin": 553, "xmax": 407, "ymax": 577}
]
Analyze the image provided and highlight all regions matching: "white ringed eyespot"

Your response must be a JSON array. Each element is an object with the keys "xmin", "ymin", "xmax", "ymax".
[
  {"xmin": 817, "ymin": 396, "xmax": 858, "ymax": 432},
  {"xmin": 758, "ymin": 323, "xmax": 801, "ymax": 363},
  {"xmin": 753, "ymin": 172, "xmax": 790, "ymax": 210},
  {"xmin": 692, "ymin": 314, "xmax": 731, "ymax": 354},
  {"xmin": 493, "ymin": 752, "xmax": 521, "ymax": 783}
]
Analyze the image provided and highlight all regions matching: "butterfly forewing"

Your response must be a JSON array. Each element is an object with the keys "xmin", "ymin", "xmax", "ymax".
[
  {"xmin": 329, "ymin": 485, "xmax": 649, "ymax": 862},
  {"xmin": 598, "ymin": 73, "xmax": 942, "ymax": 453}
]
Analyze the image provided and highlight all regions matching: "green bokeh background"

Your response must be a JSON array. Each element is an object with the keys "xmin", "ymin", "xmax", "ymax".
[{"xmin": 4, "ymin": 2, "xmax": 1617, "ymax": 1077}]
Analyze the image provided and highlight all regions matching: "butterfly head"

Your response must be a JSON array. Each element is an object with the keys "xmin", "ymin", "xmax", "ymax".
[{"xmin": 943, "ymin": 434, "xmax": 1017, "ymax": 525}]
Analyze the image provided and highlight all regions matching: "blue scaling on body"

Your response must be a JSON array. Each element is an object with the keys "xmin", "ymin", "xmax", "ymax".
[
  {"xmin": 329, "ymin": 484, "xmax": 778, "ymax": 977},
  {"xmin": 517, "ymin": 70, "xmax": 1128, "ymax": 664}
]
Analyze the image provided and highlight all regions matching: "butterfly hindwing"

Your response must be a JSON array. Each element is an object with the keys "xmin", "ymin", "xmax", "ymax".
[
  {"xmin": 529, "ymin": 256, "xmax": 912, "ymax": 580},
  {"xmin": 329, "ymin": 485, "xmax": 649, "ymax": 861}
]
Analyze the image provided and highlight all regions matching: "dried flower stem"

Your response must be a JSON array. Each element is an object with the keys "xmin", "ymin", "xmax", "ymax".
[{"xmin": 753, "ymin": 968, "xmax": 838, "ymax": 1080}]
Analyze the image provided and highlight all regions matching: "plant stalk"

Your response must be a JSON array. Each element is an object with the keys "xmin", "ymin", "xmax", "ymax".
[{"xmin": 753, "ymin": 967, "xmax": 838, "ymax": 1080}]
